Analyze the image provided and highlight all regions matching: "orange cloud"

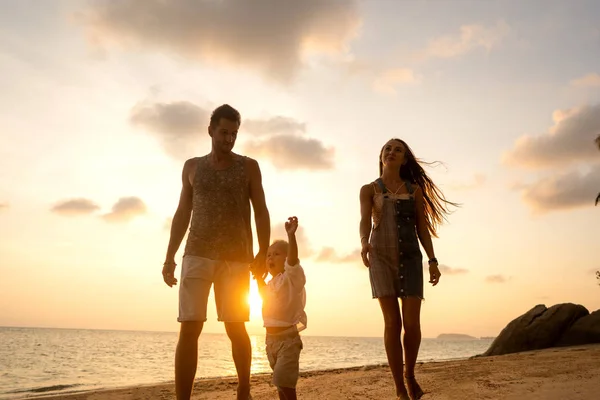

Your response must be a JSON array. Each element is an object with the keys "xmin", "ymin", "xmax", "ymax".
[
  {"xmin": 242, "ymin": 135, "xmax": 335, "ymax": 171},
  {"xmin": 372, "ymin": 68, "xmax": 420, "ymax": 95},
  {"xmin": 417, "ymin": 20, "xmax": 510, "ymax": 60},
  {"xmin": 518, "ymin": 166, "xmax": 600, "ymax": 213},
  {"xmin": 51, "ymin": 198, "xmax": 100, "ymax": 216},
  {"xmin": 571, "ymin": 73, "xmax": 600, "ymax": 88},
  {"xmin": 503, "ymin": 104, "xmax": 600, "ymax": 169},
  {"xmin": 315, "ymin": 247, "xmax": 360, "ymax": 263},
  {"xmin": 102, "ymin": 197, "xmax": 147, "ymax": 223},
  {"xmin": 447, "ymin": 174, "xmax": 486, "ymax": 191},
  {"xmin": 485, "ymin": 274, "xmax": 510, "ymax": 284}
]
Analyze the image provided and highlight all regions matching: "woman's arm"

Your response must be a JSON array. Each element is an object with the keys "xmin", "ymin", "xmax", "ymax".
[
  {"xmin": 414, "ymin": 186, "xmax": 435, "ymax": 260},
  {"xmin": 415, "ymin": 186, "xmax": 441, "ymax": 285},
  {"xmin": 359, "ymin": 184, "xmax": 374, "ymax": 267}
]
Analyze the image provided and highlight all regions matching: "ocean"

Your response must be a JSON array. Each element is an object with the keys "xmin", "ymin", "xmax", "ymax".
[{"xmin": 0, "ymin": 327, "xmax": 493, "ymax": 399}]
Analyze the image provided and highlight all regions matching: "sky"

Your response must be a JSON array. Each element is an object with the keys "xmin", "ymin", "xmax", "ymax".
[{"xmin": 0, "ymin": 0, "xmax": 599, "ymax": 338}]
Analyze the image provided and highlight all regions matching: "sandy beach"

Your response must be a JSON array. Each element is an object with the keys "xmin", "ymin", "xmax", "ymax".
[{"xmin": 34, "ymin": 344, "xmax": 600, "ymax": 400}]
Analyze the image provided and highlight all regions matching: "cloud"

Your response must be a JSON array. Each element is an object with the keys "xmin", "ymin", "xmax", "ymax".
[
  {"xmin": 131, "ymin": 101, "xmax": 208, "ymax": 135},
  {"xmin": 423, "ymin": 263, "xmax": 469, "ymax": 275},
  {"xmin": 0, "ymin": 203, "xmax": 8, "ymax": 210},
  {"xmin": 271, "ymin": 222, "xmax": 313, "ymax": 259},
  {"xmin": 438, "ymin": 264, "xmax": 469, "ymax": 275},
  {"xmin": 315, "ymin": 247, "xmax": 360, "ymax": 263},
  {"xmin": 130, "ymin": 100, "xmax": 319, "ymax": 165},
  {"xmin": 243, "ymin": 117, "xmax": 306, "ymax": 137},
  {"xmin": 77, "ymin": 0, "xmax": 361, "ymax": 82},
  {"xmin": 102, "ymin": 197, "xmax": 147, "ymax": 223},
  {"xmin": 571, "ymin": 73, "xmax": 600, "ymax": 88},
  {"xmin": 51, "ymin": 198, "xmax": 100, "ymax": 216},
  {"xmin": 517, "ymin": 165, "xmax": 600, "ymax": 213},
  {"xmin": 163, "ymin": 217, "xmax": 173, "ymax": 231},
  {"xmin": 372, "ymin": 68, "xmax": 420, "ymax": 95},
  {"xmin": 503, "ymin": 104, "xmax": 600, "ymax": 169},
  {"xmin": 447, "ymin": 174, "xmax": 486, "ymax": 191},
  {"xmin": 243, "ymin": 135, "xmax": 334, "ymax": 170},
  {"xmin": 485, "ymin": 274, "xmax": 510, "ymax": 284},
  {"xmin": 419, "ymin": 20, "xmax": 510, "ymax": 60},
  {"xmin": 130, "ymin": 100, "xmax": 209, "ymax": 159}
]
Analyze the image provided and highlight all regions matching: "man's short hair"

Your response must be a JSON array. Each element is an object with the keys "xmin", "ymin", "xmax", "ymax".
[{"xmin": 210, "ymin": 104, "xmax": 241, "ymax": 128}]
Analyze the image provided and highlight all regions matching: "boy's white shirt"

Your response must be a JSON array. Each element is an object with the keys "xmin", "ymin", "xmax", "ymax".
[{"xmin": 262, "ymin": 260, "xmax": 307, "ymax": 331}]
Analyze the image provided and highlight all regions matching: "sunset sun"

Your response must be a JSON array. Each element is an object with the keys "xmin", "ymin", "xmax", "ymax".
[{"xmin": 248, "ymin": 280, "xmax": 263, "ymax": 319}]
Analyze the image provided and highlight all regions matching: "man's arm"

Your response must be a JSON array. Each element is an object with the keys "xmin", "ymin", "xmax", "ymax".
[
  {"xmin": 247, "ymin": 158, "xmax": 270, "ymax": 274},
  {"xmin": 162, "ymin": 159, "xmax": 194, "ymax": 287}
]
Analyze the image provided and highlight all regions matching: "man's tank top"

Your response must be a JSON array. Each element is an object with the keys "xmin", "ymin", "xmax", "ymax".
[{"xmin": 183, "ymin": 154, "xmax": 253, "ymax": 263}]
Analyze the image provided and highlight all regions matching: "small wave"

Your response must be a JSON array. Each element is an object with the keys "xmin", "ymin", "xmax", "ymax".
[{"xmin": 5, "ymin": 384, "xmax": 82, "ymax": 394}]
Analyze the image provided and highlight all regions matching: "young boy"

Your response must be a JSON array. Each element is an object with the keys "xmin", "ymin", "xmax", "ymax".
[{"xmin": 254, "ymin": 216, "xmax": 307, "ymax": 400}]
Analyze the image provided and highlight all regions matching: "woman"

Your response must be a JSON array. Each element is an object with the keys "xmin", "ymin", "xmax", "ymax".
[{"xmin": 359, "ymin": 138, "xmax": 458, "ymax": 400}]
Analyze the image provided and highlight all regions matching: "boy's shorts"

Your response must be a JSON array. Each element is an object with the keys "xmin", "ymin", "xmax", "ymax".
[
  {"xmin": 265, "ymin": 327, "xmax": 303, "ymax": 388},
  {"xmin": 178, "ymin": 255, "xmax": 250, "ymax": 323}
]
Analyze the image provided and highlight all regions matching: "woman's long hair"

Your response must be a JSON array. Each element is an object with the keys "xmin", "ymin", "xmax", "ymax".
[{"xmin": 379, "ymin": 138, "xmax": 459, "ymax": 237}]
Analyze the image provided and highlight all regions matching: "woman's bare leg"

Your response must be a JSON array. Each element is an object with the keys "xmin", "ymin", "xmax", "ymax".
[
  {"xmin": 379, "ymin": 297, "xmax": 409, "ymax": 399},
  {"xmin": 401, "ymin": 297, "xmax": 423, "ymax": 399}
]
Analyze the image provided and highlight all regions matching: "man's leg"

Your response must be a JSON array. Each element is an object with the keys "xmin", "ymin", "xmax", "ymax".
[
  {"xmin": 224, "ymin": 322, "xmax": 252, "ymax": 400},
  {"xmin": 175, "ymin": 321, "xmax": 204, "ymax": 400},
  {"xmin": 176, "ymin": 256, "xmax": 214, "ymax": 400},
  {"xmin": 216, "ymin": 260, "xmax": 252, "ymax": 399}
]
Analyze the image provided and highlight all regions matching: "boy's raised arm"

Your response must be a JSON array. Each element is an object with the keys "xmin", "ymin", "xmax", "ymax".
[{"xmin": 287, "ymin": 231, "xmax": 299, "ymax": 266}]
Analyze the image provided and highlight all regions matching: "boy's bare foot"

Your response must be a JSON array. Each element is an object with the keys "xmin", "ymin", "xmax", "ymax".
[{"xmin": 405, "ymin": 375, "xmax": 424, "ymax": 399}]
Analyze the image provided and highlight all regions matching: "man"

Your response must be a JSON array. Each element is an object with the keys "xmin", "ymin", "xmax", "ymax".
[{"xmin": 162, "ymin": 104, "xmax": 270, "ymax": 400}]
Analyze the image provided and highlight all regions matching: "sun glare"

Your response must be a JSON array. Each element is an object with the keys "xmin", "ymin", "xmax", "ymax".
[{"xmin": 248, "ymin": 280, "xmax": 263, "ymax": 319}]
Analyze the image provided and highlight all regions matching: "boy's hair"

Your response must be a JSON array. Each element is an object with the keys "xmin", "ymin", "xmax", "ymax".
[{"xmin": 270, "ymin": 240, "xmax": 289, "ymax": 254}]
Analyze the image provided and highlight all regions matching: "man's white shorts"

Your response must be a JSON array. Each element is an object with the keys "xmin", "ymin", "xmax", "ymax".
[{"xmin": 178, "ymin": 255, "xmax": 250, "ymax": 323}]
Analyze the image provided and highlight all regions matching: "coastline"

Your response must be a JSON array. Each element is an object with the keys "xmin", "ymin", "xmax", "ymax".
[{"xmin": 20, "ymin": 344, "xmax": 600, "ymax": 400}]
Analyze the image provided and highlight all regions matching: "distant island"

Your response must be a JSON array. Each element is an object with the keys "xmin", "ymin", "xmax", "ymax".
[{"xmin": 437, "ymin": 333, "xmax": 477, "ymax": 340}]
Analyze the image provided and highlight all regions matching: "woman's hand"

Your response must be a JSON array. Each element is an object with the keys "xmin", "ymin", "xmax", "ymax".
[
  {"xmin": 428, "ymin": 262, "xmax": 441, "ymax": 286},
  {"xmin": 360, "ymin": 242, "xmax": 373, "ymax": 268}
]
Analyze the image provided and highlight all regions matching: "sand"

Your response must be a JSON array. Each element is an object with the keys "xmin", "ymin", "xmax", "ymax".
[{"xmin": 35, "ymin": 344, "xmax": 600, "ymax": 399}]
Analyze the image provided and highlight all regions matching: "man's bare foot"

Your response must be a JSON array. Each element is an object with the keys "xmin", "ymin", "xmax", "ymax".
[
  {"xmin": 396, "ymin": 391, "xmax": 410, "ymax": 400},
  {"xmin": 405, "ymin": 375, "xmax": 424, "ymax": 400},
  {"xmin": 236, "ymin": 384, "xmax": 251, "ymax": 400},
  {"xmin": 396, "ymin": 387, "xmax": 410, "ymax": 400}
]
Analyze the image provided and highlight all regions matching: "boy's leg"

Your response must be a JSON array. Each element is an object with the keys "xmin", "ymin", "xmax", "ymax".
[
  {"xmin": 277, "ymin": 387, "xmax": 297, "ymax": 400},
  {"xmin": 271, "ymin": 334, "xmax": 302, "ymax": 398},
  {"xmin": 215, "ymin": 261, "xmax": 252, "ymax": 400}
]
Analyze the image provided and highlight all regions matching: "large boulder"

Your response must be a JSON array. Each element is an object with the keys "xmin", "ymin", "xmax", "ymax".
[
  {"xmin": 555, "ymin": 309, "xmax": 600, "ymax": 346},
  {"xmin": 482, "ymin": 303, "xmax": 589, "ymax": 356}
]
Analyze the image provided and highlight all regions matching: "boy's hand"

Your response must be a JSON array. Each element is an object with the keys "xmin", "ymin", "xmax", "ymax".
[{"xmin": 285, "ymin": 216, "xmax": 298, "ymax": 235}]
